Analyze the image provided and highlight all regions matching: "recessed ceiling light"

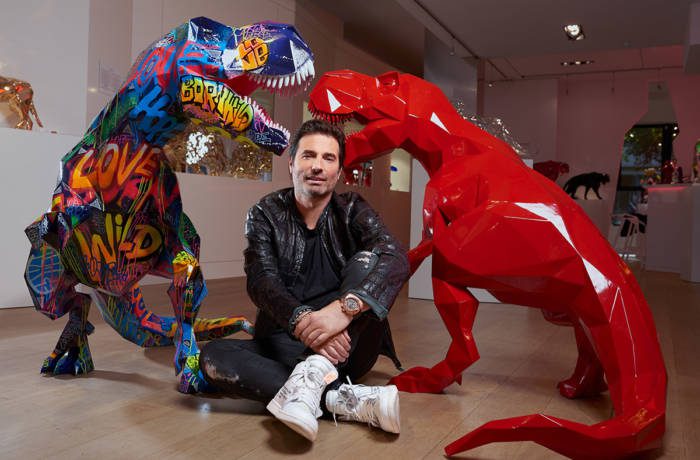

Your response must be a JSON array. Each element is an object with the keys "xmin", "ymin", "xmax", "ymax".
[
  {"xmin": 564, "ymin": 24, "xmax": 585, "ymax": 40},
  {"xmin": 560, "ymin": 59, "xmax": 595, "ymax": 66}
]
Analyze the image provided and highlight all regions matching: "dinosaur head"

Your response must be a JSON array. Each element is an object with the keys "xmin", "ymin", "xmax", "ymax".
[
  {"xmin": 224, "ymin": 21, "xmax": 314, "ymax": 155},
  {"xmin": 307, "ymin": 70, "xmax": 407, "ymax": 166},
  {"xmin": 177, "ymin": 17, "xmax": 315, "ymax": 155},
  {"xmin": 223, "ymin": 22, "xmax": 315, "ymax": 94}
]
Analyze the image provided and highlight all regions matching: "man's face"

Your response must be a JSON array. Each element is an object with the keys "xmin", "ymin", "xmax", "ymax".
[{"xmin": 289, "ymin": 133, "xmax": 341, "ymax": 200}]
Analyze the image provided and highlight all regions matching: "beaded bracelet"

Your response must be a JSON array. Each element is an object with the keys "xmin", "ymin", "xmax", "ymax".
[{"xmin": 289, "ymin": 306, "xmax": 313, "ymax": 335}]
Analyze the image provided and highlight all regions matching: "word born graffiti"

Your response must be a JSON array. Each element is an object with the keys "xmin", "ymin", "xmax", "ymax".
[{"xmin": 180, "ymin": 75, "xmax": 253, "ymax": 131}]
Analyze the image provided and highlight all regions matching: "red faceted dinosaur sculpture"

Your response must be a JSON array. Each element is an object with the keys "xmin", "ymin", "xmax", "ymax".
[{"xmin": 308, "ymin": 70, "xmax": 666, "ymax": 459}]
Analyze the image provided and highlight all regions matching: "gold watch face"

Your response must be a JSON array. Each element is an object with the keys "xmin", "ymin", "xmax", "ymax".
[{"xmin": 343, "ymin": 295, "xmax": 361, "ymax": 314}]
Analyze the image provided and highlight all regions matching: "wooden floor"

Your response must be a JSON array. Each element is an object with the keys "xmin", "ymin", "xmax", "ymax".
[{"xmin": 1, "ymin": 267, "xmax": 698, "ymax": 459}]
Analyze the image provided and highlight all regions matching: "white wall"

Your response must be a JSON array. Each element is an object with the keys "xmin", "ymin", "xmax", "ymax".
[
  {"xmin": 0, "ymin": 0, "xmax": 90, "ymax": 135},
  {"xmin": 1, "ymin": 1, "xmax": 90, "ymax": 307},
  {"xmin": 484, "ymin": 78, "xmax": 558, "ymax": 163},
  {"xmin": 87, "ymin": 0, "xmax": 134, "ymax": 125},
  {"xmin": 0, "ymin": 130, "xmax": 81, "ymax": 307}
]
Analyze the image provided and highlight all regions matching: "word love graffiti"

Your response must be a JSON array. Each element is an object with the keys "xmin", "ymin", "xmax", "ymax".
[{"xmin": 68, "ymin": 142, "xmax": 160, "ymax": 206}]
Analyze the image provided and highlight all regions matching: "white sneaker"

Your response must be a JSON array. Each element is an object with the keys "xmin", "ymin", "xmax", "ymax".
[
  {"xmin": 326, "ymin": 380, "xmax": 400, "ymax": 434},
  {"xmin": 266, "ymin": 354, "xmax": 338, "ymax": 441}
]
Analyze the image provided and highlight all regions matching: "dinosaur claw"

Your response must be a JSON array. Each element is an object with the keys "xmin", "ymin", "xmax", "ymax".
[
  {"xmin": 51, "ymin": 344, "xmax": 94, "ymax": 375},
  {"xmin": 178, "ymin": 353, "xmax": 212, "ymax": 393}
]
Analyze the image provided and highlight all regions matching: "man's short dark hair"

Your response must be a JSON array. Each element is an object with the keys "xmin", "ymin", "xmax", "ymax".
[{"xmin": 288, "ymin": 119, "xmax": 346, "ymax": 167}]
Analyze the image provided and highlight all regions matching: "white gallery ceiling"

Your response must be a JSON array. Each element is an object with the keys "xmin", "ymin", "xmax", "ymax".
[{"xmin": 309, "ymin": 0, "xmax": 697, "ymax": 81}]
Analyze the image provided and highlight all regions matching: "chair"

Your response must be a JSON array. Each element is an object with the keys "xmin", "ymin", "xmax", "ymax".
[{"xmin": 611, "ymin": 213, "xmax": 646, "ymax": 265}]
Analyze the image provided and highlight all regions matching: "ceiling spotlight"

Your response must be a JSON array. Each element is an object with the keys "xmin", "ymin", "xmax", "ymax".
[
  {"xmin": 564, "ymin": 24, "xmax": 585, "ymax": 41},
  {"xmin": 560, "ymin": 59, "xmax": 594, "ymax": 66}
]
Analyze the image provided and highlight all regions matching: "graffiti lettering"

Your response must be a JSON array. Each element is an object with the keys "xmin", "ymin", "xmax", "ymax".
[
  {"xmin": 238, "ymin": 38, "xmax": 269, "ymax": 70},
  {"xmin": 130, "ymin": 83, "xmax": 179, "ymax": 144},
  {"xmin": 70, "ymin": 149, "xmax": 97, "ymax": 190},
  {"xmin": 68, "ymin": 142, "xmax": 158, "ymax": 206},
  {"xmin": 73, "ymin": 213, "xmax": 163, "ymax": 277},
  {"xmin": 180, "ymin": 75, "xmax": 253, "ymax": 131},
  {"xmin": 238, "ymin": 23, "xmax": 272, "ymax": 42}
]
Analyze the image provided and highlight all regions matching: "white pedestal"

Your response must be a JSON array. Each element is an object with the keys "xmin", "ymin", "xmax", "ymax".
[
  {"xmin": 572, "ymin": 198, "xmax": 610, "ymax": 237},
  {"xmin": 0, "ymin": 128, "xmax": 80, "ymax": 307},
  {"xmin": 680, "ymin": 184, "xmax": 700, "ymax": 282},
  {"xmin": 646, "ymin": 184, "xmax": 700, "ymax": 282}
]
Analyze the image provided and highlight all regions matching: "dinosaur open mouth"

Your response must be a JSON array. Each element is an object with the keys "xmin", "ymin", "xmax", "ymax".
[
  {"xmin": 243, "ymin": 95, "xmax": 290, "ymax": 139},
  {"xmin": 307, "ymin": 99, "xmax": 354, "ymax": 124},
  {"xmin": 248, "ymin": 60, "xmax": 316, "ymax": 96}
]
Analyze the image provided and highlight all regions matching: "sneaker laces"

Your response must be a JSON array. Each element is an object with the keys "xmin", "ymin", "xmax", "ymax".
[
  {"xmin": 287, "ymin": 361, "xmax": 326, "ymax": 413},
  {"xmin": 332, "ymin": 377, "xmax": 380, "ymax": 428}
]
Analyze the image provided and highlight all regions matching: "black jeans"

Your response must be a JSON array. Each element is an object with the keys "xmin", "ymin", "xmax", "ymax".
[{"xmin": 199, "ymin": 251, "xmax": 389, "ymax": 408}]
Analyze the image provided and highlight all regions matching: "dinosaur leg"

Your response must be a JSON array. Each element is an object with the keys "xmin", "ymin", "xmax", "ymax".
[
  {"xmin": 29, "ymin": 101, "xmax": 43, "ymax": 128},
  {"xmin": 557, "ymin": 320, "xmax": 607, "ymax": 398},
  {"xmin": 90, "ymin": 284, "xmax": 178, "ymax": 347},
  {"xmin": 168, "ymin": 251, "xmax": 210, "ymax": 394},
  {"xmin": 541, "ymin": 310, "xmax": 607, "ymax": 398},
  {"xmin": 389, "ymin": 277, "xmax": 480, "ymax": 393},
  {"xmin": 24, "ymin": 241, "xmax": 95, "ymax": 375},
  {"xmin": 43, "ymin": 292, "xmax": 95, "ymax": 375}
]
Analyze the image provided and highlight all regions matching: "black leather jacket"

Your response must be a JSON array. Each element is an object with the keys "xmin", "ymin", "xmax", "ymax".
[{"xmin": 244, "ymin": 188, "xmax": 410, "ymax": 340}]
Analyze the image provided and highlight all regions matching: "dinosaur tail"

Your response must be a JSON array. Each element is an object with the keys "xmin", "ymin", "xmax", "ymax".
[
  {"xmin": 89, "ymin": 289, "xmax": 253, "ymax": 347},
  {"xmin": 191, "ymin": 315, "xmax": 254, "ymax": 341},
  {"xmin": 445, "ymin": 406, "xmax": 665, "ymax": 459},
  {"xmin": 127, "ymin": 310, "xmax": 254, "ymax": 346}
]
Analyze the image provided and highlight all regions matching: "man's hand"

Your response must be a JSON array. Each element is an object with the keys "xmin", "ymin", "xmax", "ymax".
[
  {"xmin": 295, "ymin": 300, "xmax": 351, "ymax": 349},
  {"xmin": 312, "ymin": 330, "xmax": 351, "ymax": 365}
]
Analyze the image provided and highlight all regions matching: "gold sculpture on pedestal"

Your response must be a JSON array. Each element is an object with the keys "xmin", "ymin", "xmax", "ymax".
[
  {"xmin": 0, "ymin": 75, "xmax": 43, "ymax": 130},
  {"xmin": 163, "ymin": 121, "xmax": 272, "ymax": 180}
]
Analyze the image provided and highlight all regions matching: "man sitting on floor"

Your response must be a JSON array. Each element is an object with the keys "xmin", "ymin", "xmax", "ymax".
[{"xmin": 200, "ymin": 119, "xmax": 410, "ymax": 441}]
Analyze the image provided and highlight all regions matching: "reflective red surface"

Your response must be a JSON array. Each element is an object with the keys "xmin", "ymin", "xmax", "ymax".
[{"xmin": 309, "ymin": 70, "xmax": 667, "ymax": 458}]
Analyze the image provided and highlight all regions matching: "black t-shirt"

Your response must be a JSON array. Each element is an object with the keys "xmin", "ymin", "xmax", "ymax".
[{"xmin": 290, "ymin": 225, "xmax": 341, "ymax": 308}]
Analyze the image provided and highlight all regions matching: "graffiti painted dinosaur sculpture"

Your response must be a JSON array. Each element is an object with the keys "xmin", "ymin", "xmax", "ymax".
[
  {"xmin": 0, "ymin": 75, "xmax": 43, "ymax": 130},
  {"xmin": 24, "ymin": 17, "xmax": 315, "ymax": 393},
  {"xmin": 308, "ymin": 70, "xmax": 666, "ymax": 458}
]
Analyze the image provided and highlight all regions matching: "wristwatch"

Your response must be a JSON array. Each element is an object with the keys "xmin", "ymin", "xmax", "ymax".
[{"xmin": 340, "ymin": 293, "xmax": 363, "ymax": 317}]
